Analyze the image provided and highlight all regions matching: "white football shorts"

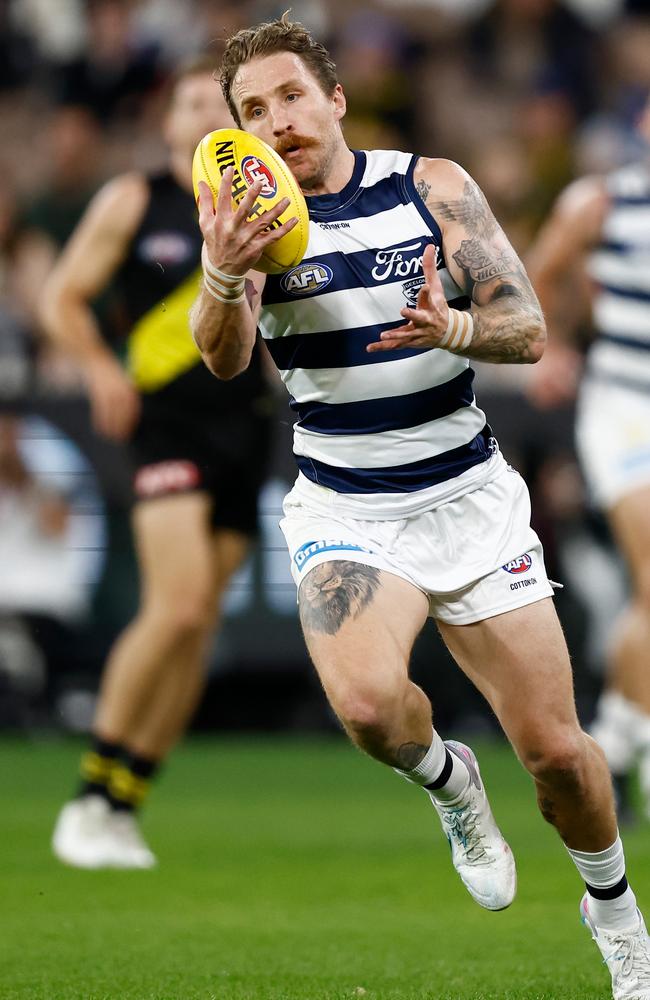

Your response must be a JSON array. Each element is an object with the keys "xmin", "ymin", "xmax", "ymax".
[
  {"xmin": 576, "ymin": 379, "xmax": 650, "ymax": 510},
  {"xmin": 280, "ymin": 462, "xmax": 556, "ymax": 626}
]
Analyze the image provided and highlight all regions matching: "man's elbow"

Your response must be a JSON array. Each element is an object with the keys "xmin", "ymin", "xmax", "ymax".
[
  {"xmin": 202, "ymin": 350, "xmax": 251, "ymax": 381},
  {"xmin": 526, "ymin": 318, "xmax": 547, "ymax": 364},
  {"xmin": 37, "ymin": 279, "xmax": 65, "ymax": 337}
]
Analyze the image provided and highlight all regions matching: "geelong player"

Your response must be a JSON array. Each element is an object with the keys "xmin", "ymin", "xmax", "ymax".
[
  {"xmin": 40, "ymin": 57, "xmax": 272, "ymax": 869},
  {"xmin": 527, "ymin": 93, "xmax": 650, "ymax": 825},
  {"xmin": 190, "ymin": 17, "xmax": 650, "ymax": 998}
]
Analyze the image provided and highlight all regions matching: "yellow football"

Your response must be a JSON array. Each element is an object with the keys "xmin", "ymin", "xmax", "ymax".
[{"xmin": 192, "ymin": 128, "xmax": 310, "ymax": 275}]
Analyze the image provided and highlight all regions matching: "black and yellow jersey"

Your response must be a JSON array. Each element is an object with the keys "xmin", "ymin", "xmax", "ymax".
[{"xmin": 114, "ymin": 170, "xmax": 266, "ymax": 414}]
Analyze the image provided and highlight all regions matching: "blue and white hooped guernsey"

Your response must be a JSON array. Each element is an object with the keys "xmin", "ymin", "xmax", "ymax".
[
  {"xmin": 587, "ymin": 162, "xmax": 650, "ymax": 393},
  {"xmin": 259, "ymin": 149, "xmax": 501, "ymax": 518}
]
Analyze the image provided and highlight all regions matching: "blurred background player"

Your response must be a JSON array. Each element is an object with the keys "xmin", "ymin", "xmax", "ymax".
[
  {"xmin": 39, "ymin": 55, "xmax": 273, "ymax": 869},
  {"xmin": 527, "ymin": 91, "xmax": 650, "ymax": 820}
]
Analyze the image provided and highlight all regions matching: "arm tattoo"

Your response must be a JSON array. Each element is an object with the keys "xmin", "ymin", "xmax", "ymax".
[
  {"xmin": 452, "ymin": 241, "xmax": 516, "ymax": 286},
  {"xmin": 416, "ymin": 179, "xmax": 431, "ymax": 202},
  {"xmin": 299, "ymin": 561, "xmax": 381, "ymax": 636},
  {"xmin": 434, "ymin": 179, "xmax": 499, "ymax": 242},
  {"xmin": 395, "ymin": 743, "xmax": 430, "ymax": 770},
  {"xmin": 429, "ymin": 178, "xmax": 545, "ymax": 363},
  {"xmin": 432, "ymin": 179, "xmax": 520, "ymax": 299}
]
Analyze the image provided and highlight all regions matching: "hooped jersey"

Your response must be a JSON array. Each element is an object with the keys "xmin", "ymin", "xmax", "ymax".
[
  {"xmin": 587, "ymin": 162, "xmax": 650, "ymax": 393},
  {"xmin": 259, "ymin": 149, "xmax": 500, "ymax": 518}
]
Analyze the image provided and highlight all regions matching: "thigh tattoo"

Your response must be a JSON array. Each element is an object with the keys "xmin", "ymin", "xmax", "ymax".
[{"xmin": 299, "ymin": 561, "xmax": 381, "ymax": 636}]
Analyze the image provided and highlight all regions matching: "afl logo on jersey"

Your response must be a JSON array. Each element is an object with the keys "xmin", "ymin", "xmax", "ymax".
[
  {"xmin": 502, "ymin": 553, "xmax": 533, "ymax": 575},
  {"xmin": 281, "ymin": 262, "xmax": 333, "ymax": 296},
  {"xmin": 241, "ymin": 155, "xmax": 277, "ymax": 198}
]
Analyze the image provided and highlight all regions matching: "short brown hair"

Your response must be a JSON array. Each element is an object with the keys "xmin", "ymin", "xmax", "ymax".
[{"xmin": 220, "ymin": 13, "xmax": 338, "ymax": 127}]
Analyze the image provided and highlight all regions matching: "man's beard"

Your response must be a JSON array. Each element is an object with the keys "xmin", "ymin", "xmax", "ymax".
[{"xmin": 275, "ymin": 132, "xmax": 335, "ymax": 192}]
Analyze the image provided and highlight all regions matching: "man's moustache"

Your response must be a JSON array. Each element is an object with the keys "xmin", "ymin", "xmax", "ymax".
[{"xmin": 275, "ymin": 135, "xmax": 317, "ymax": 154}]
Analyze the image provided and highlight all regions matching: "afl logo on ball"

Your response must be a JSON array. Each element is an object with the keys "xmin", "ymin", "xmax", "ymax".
[
  {"xmin": 241, "ymin": 155, "xmax": 277, "ymax": 198},
  {"xmin": 502, "ymin": 553, "xmax": 533, "ymax": 574}
]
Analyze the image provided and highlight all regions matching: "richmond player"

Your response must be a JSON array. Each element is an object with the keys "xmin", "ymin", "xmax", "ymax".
[{"xmin": 41, "ymin": 57, "xmax": 272, "ymax": 868}]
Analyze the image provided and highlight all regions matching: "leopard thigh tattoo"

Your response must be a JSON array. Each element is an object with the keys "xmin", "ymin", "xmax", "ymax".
[{"xmin": 299, "ymin": 561, "xmax": 381, "ymax": 636}]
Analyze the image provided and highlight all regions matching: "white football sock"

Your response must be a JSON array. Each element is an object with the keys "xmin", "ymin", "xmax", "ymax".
[
  {"xmin": 394, "ymin": 731, "xmax": 470, "ymax": 802},
  {"xmin": 568, "ymin": 835, "xmax": 638, "ymax": 930}
]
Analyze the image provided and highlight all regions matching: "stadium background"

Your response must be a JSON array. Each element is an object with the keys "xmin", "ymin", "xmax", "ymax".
[
  {"xmin": 3, "ymin": 4, "xmax": 650, "ymax": 1000},
  {"xmin": 0, "ymin": 0, "xmax": 648, "ymax": 735}
]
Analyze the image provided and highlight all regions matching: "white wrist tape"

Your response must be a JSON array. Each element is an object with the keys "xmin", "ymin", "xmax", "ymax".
[
  {"xmin": 439, "ymin": 309, "xmax": 474, "ymax": 352},
  {"xmin": 201, "ymin": 243, "xmax": 246, "ymax": 304}
]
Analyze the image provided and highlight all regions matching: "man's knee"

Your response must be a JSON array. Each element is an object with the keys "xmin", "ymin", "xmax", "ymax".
[
  {"xmin": 145, "ymin": 584, "xmax": 214, "ymax": 638},
  {"xmin": 334, "ymin": 680, "xmax": 404, "ymax": 745},
  {"xmin": 519, "ymin": 727, "xmax": 588, "ymax": 789}
]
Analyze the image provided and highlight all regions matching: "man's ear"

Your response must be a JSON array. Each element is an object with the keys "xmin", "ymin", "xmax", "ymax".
[{"xmin": 332, "ymin": 83, "xmax": 346, "ymax": 122}]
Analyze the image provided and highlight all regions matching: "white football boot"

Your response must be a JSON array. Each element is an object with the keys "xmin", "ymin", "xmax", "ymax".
[
  {"xmin": 106, "ymin": 811, "xmax": 157, "ymax": 869},
  {"xmin": 581, "ymin": 892, "xmax": 650, "ymax": 999},
  {"xmin": 52, "ymin": 795, "xmax": 116, "ymax": 869},
  {"xmin": 428, "ymin": 741, "xmax": 516, "ymax": 911}
]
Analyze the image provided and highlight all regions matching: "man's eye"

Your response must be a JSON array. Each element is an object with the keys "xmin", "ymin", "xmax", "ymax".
[
  {"xmin": 286, "ymin": 93, "xmax": 298, "ymax": 103},
  {"xmin": 251, "ymin": 108, "xmax": 264, "ymax": 118}
]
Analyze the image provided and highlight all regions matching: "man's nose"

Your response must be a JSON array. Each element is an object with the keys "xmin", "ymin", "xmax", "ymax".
[{"xmin": 270, "ymin": 107, "xmax": 294, "ymax": 137}]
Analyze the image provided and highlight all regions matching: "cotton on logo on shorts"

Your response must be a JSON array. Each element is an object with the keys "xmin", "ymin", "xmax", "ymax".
[
  {"xmin": 501, "ymin": 553, "xmax": 533, "ymax": 575},
  {"xmin": 293, "ymin": 539, "xmax": 374, "ymax": 572},
  {"xmin": 134, "ymin": 460, "xmax": 200, "ymax": 498}
]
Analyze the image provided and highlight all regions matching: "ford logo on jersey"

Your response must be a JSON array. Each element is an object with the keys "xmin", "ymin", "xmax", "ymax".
[
  {"xmin": 502, "ymin": 553, "xmax": 533, "ymax": 574},
  {"xmin": 281, "ymin": 262, "xmax": 334, "ymax": 296}
]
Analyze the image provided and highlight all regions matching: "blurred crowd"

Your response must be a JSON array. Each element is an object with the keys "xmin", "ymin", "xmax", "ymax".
[{"xmin": 1, "ymin": 0, "xmax": 648, "ymax": 731}]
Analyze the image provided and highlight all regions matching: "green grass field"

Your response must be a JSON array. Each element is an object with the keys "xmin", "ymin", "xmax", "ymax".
[{"xmin": 1, "ymin": 736, "xmax": 647, "ymax": 1000}]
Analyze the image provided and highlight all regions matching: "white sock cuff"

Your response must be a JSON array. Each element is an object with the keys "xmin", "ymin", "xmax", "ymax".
[
  {"xmin": 567, "ymin": 834, "xmax": 625, "ymax": 888},
  {"xmin": 393, "ymin": 733, "xmax": 446, "ymax": 786}
]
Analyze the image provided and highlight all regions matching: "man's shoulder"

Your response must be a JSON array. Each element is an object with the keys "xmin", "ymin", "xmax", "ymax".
[
  {"xmin": 362, "ymin": 148, "xmax": 413, "ymax": 185},
  {"xmin": 413, "ymin": 157, "xmax": 471, "ymax": 198}
]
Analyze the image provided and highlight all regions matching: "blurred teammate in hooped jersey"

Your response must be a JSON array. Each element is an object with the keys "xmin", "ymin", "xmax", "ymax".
[
  {"xmin": 528, "ymin": 92, "xmax": 650, "ymax": 823},
  {"xmin": 40, "ymin": 56, "xmax": 273, "ymax": 869},
  {"xmin": 191, "ymin": 15, "xmax": 650, "ymax": 999}
]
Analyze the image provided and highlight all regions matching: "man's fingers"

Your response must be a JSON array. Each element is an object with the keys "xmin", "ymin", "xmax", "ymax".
[
  {"xmin": 258, "ymin": 215, "xmax": 299, "ymax": 246},
  {"xmin": 423, "ymin": 244, "xmax": 446, "ymax": 305},
  {"xmin": 248, "ymin": 197, "xmax": 291, "ymax": 235},
  {"xmin": 197, "ymin": 180, "xmax": 217, "ymax": 230},
  {"xmin": 415, "ymin": 284, "xmax": 430, "ymax": 311},
  {"xmin": 400, "ymin": 306, "xmax": 432, "ymax": 327},
  {"xmin": 367, "ymin": 333, "xmax": 425, "ymax": 353},
  {"xmin": 233, "ymin": 177, "xmax": 266, "ymax": 223},
  {"xmin": 215, "ymin": 168, "xmax": 234, "ymax": 216},
  {"xmin": 422, "ymin": 243, "xmax": 437, "ymax": 282}
]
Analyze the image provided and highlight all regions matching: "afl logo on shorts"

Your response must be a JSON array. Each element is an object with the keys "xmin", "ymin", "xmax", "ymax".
[
  {"xmin": 241, "ymin": 155, "xmax": 277, "ymax": 198},
  {"xmin": 281, "ymin": 262, "xmax": 333, "ymax": 296},
  {"xmin": 502, "ymin": 553, "xmax": 533, "ymax": 575}
]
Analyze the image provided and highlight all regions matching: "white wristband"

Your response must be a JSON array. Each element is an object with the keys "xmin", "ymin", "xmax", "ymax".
[
  {"xmin": 202, "ymin": 278, "xmax": 246, "ymax": 304},
  {"xmin": 438, "ymin": 309, "xmax": 474, "ymax": 352},
  {"xmin": 201, "ymin": 243, "xmax": 246, "ymax": 304}
]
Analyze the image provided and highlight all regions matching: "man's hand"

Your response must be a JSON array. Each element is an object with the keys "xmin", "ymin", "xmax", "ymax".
[
  {"xmin": 197, "ymin": 167, "xmax": 298, "ymax": 275},
  {"xmin": 367, "ymin": 245, "xmax": 449, "ymax": 353},
  {"xmin": 85, "ymin": 354, "xmax": 141, "ymax": 441}
]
